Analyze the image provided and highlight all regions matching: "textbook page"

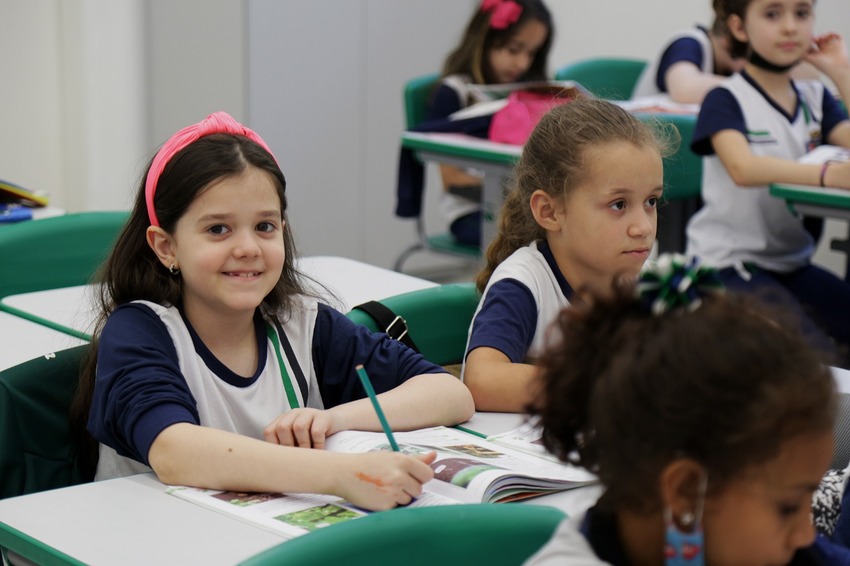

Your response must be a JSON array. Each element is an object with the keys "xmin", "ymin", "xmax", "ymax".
[
  {"xmin": 326, "ymin": 426, "xmax": 597, "ymax": 504},
  {"xmin": 167, "ymin": 486, "xmax": 457, "ymax": 539},
  {"xmin": 799, "ymin": 144, "xmax": 850, "ymax": 165},
  {"xmin": 484, "ymin": 417, "xmax": 561, "ymax": 464}
]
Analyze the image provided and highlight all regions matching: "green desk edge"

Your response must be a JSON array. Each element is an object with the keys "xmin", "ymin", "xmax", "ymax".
[
  {"xmin": 770, "ymin": 183, "xmax": 850, "ymax": 210},
  {"xmin": 0, "ymin": 521, "xmax": 86, "ymax": 566},
  {"xmin": 401, "ymin": 134, "xmax": 520, "ymax": 166},
  {"xmin": 0, "ymin": 303, "xmax": 92, "ymax": 341}
]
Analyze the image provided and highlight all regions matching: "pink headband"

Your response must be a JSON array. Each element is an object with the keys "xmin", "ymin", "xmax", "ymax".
[
  {"xmin": 144, "ymin": 111, "xmax": 278, "ymax": 227},
  {"xmin": 481, "ymin": 0, "xmax": 522, "ymax": 29}
]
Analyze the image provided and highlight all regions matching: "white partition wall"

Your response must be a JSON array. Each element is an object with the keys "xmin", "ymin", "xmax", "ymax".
[{"xmin": 2, "ymin": 1, "xmax": 848, "ymax": 272}]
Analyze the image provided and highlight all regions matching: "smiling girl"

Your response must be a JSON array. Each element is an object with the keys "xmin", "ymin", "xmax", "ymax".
[
  {"xmin": 71, "ymin": 112, "xmax": 473, "ymax": 511},
  {"xmin": 461, "ymin": 98, "xmax": 675, "ymax": 412}
]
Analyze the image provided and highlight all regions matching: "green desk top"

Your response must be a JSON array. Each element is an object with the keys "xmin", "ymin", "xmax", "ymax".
[
  {"xmin": 401, "ymin": 132, "xmax": 521, "ymax": 167},
  {"xmin": 770, "ymin": 182, "xmax": 850, "ymax": 210}
]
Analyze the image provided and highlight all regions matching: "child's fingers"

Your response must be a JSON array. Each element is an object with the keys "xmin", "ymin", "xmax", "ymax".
[
  {"xmin": 263, "ymin": 415, "xmax": 295, "ymax": 446},
  {"xmin": 409, "ymin": 452, "xmax": 437, "ymax": 484}
]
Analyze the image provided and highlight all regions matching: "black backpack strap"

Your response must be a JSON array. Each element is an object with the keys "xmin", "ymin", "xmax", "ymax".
[{"xmin": 352, "ymin": 300, "xmax": 420, "ymax": 353}]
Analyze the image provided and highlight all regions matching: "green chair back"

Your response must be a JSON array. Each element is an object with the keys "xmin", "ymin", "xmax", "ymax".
[
  {"xmin": 0, "ymin": 345, "xmax": 92, "ymax": 499},
  {"xmin": 238, "ymin": 503, "xmax": 565, "ymax": 566},
  {"xmin": 640, "ymin": 113, "xmax": 701, "ymax": 201},
  {"xmin": 0, "ymin": 211, "xmax": 128, "ymax": 298},
  {"xmin": 555, "ymin": 57, "xmax": 648, "ymax": 101},
  {"xmin": 404, "ymin": 72, "xmax": 441, "ymax": 129},
  {"xmin": 346, "ymin": 283, "xmax": 480, "ymax": 366}
]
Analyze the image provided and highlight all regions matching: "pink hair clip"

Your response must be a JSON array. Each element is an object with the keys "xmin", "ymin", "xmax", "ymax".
[{"xmin": 481, "ymin": 0, "xmax": 522, "ymax": 30}]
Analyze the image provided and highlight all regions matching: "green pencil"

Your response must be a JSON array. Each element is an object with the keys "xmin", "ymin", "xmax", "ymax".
[{"xmin": 355, "ymin": 364, "xmax": 400, "ymax": 452}]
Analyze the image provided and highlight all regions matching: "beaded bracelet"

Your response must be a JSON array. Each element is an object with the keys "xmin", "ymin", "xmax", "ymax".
[{"xmin": 820, "ymin": 160, "xmax": 834, "ymax": 187}]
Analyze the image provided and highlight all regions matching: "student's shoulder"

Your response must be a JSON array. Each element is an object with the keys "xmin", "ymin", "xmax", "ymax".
[{"xmin": 525, "ymin": 514, "xmax": 606, "ymax": 565}]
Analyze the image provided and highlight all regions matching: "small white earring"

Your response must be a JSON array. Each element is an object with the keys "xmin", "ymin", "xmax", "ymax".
[{"xmin": 169, "ymin": 263, "xmax": 180, "ymax": 275}]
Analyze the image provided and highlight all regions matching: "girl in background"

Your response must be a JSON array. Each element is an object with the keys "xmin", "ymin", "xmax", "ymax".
[
  {"xmin": 527, "ymin": 256, "xmax": 850, "ymax": 565},
  {"xmin": 426, "ymin": 0, "xmax": 554, "ymax": 247},
  {"xmin": 686, "ymin": 0, "xmax": 850, "ymax": 365},
  {"xmin": 71, "ymin": 112, "xmax": 473, "ymax": 511},
  {"xmin": 462, "ymin": 98, "xmax": 674, "ymax": 411}
]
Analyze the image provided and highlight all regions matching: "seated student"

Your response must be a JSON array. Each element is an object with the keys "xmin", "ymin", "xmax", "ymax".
[
  {"xmin": 686, "ymin": 0, "xmax": 850, "ymax": 366},
  {"xmin": 70, "ymin": 112, "xmax": 474, "ymax": 512},
  {"xmin": 632, "ymin": 5, "xmax": 746, "ymax": 103},
  {"xmin": 462, "ymin": 97, "xmax": 675, "ymax": 412},
  {"xmin": 526, "ymin": 255, "xmax": 850, "ymax": 565},
  {"xmin": 632, "ymin": 0, "xmax": 819, "ymax": 104},
  {"xmin": 426, "ymin": 0, "xmax": 554, "ymax": 247}
]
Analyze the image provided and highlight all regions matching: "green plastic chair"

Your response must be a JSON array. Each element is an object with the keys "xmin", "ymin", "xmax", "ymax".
[
  {"xmin": 634, "ymin": 113, "xmax": 702, "ymax": 253},
  {"xmin": 395, "ymin": 73, "xmax": 482, "ymax": 273},
  {"xmin": 347, "ymin": 283, "xmax": 480, "ymax": 367},
  {"xmin": 0, "ymin": 345, "xmax": 93, "ymax": 500},
  {"xmin": 0, "ymin": 211, "xmax": 128, "ymax": 298},
  {"xmin": 555, "ymin": 57, "xmax": 648, "ymax": 101},
  {"xmin": 238, "ymin": 503, "xmax": 566, "ymax": 566}
]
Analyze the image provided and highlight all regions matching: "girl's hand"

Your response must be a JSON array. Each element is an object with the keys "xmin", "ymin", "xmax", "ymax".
[
  {"xmin": 336, "ymin": 451, "xmax": 437, "ymax": 511},
  {"xmin": 263, "ymin": 408, "xmax": 341, "ymax": 449},
  {"xmin": 804, "ymin": 33, "xmax": 850, "ymax": 77}
]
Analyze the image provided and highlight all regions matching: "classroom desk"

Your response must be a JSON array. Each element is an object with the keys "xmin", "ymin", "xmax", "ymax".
[
  {"xmin": 401, "ymin": 131, "xmax": 522, "ymax": 248},
  {"xmin": 0, "ymin": 412, "xmax": 600, "ymax": 566},
  {"xmin": 0, "ymin": 311, "xmax": 86, "ymax": 371},
  {"xmin": 770, "ymin": 182, "xmax": 850, "ymax": 277},
  {"xmin": 0, "ymin": 256, "xmax": 438, "ymax": 340},
  {"xmin": 401, "ymin": 105, "xmax": 699, "ymax": 252}
]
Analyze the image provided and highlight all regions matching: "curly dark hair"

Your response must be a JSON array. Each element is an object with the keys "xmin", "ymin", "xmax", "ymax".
[{"xmin": 529, "ymin": 282, "xmax": 836, "ymax": 514}]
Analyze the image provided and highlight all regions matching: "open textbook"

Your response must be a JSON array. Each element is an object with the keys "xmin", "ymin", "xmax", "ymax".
[
  {"xmin": 799, "ymin": 144, "xmax": 850, "ymax": 165},
  {"xmin": 167, "ymin": 426, "xmax": 596, "ymax": 538},
  {"xmin": 449, "ymin": 80, "xmax": 587, "ymax": 121}
]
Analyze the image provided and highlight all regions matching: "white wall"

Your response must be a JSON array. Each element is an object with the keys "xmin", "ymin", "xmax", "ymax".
[{"xmin": 1, "ymin": 1, "xmax": 848, "ymax": 272}]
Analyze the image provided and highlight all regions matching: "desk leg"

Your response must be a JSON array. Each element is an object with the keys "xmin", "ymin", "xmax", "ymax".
[
  {"xmin": 479, "ymin": 164, "xmax": 514, "ymax": 251},
  {"xmin": 829, "ymin": 228, "xmax": 850, "ymax": 281}
]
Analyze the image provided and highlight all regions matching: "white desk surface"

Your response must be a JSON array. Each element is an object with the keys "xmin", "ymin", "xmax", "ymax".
[
  {"xmin": 0, "ymin": 311, "xmax": 86, "ymax": 371},
  {"xmin": 0, "ymin": 413, "xmax": 600, "ymax": 566},
  {"xmin": 0, "ymin": 256, "xmax": 438, "ymax": 339}
]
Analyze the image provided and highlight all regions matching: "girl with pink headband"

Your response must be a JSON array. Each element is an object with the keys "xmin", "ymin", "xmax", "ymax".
[
  {"xmin": 424, "ymin": 0, "xmax": 554, "ymax": 247},
  {"xmin": 71, "ymin": 112, "xmax": 474, "ymax": 510}
]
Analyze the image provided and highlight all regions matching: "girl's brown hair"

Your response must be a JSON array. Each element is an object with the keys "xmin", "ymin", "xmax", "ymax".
[
  {"xmin": 530, "ymin": 285, "xmax": 836, "ymax": 514},
  {"xmin": 476, "ymin": 97, "xmax": 677, "ymax": 292},
  {"xmin": 713, "ymin": 0, "xmax": 757, "ymax": 59}
]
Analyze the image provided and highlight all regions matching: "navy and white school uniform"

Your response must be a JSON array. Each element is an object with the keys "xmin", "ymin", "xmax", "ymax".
[
  {"xmin": 686, "ymin": 70, "xmax": 850, "ymax": 363},
  {"xmin": 632, "ymin": 26, "xmax": 714, "ymax": 98},
  {"xmin": 90, "ymin": 296, "xmax": 443, "ymax": 479},
  {"xmin": 462, "ymin": 241, "xmax": 572, "ymax": 377},
  {"xmin": 425, "ymin": 73, "xmax": 490, "ymax": 246}
]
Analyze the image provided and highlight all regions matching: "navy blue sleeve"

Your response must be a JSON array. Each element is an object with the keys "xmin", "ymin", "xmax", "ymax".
[
  {"xmin": 691, "ymin": 87, "xmax": 745, "ymax": 156},
  {"xmin": 810, "ymin": 534, "xmax": 850, "ymax": 564},
  {"xmin": 656, "ymin": 37, "xmax": 705, "ymax": 92},
  {"xmin": 88, "ymin": 303, "xmax": 199, "ymax": 465},
  {"xmin": 312, "ymin": 304, "xmax": 444, "ymax": 408},
  {"xmin": 466, "ymin": 279, "xmax": 537, "ymax": 363},
  {"xmin": 425, "ymin": 83, "xmax": 463, "ymax": 122},
  {"xmin": 822, "ymin": 87, "xmax": 850, "ymax": 142}
]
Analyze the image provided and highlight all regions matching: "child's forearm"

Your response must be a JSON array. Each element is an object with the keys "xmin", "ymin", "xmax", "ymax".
[
  {"xmin": 464, "ymin": 357, "xmax": 539, "ymax": 412},
  {"xmin": 328, "ymin": 373, "xmax": 475, "ymax": 431},
  {"xmin": 148, "ymin": 422, "xmax": 341, "ymax": 493}
]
